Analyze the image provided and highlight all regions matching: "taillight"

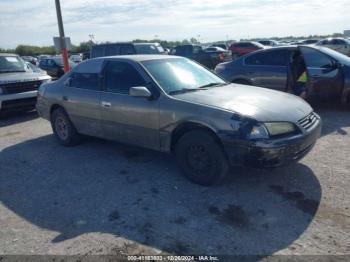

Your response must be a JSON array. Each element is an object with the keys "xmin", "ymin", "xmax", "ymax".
[{"xmin": 219, "ymin": 52, "xmax": 225, "ymax": 61}]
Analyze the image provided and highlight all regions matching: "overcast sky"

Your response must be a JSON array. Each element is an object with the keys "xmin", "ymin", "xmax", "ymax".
[{"xmin": 0, "ymin": 0, "xmax": 348, "ymax": 48}]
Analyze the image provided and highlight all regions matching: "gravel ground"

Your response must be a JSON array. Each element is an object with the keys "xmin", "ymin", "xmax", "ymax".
[{"xmin": 0, "ymin": 108, "xmax": 349, "ymax": 258}]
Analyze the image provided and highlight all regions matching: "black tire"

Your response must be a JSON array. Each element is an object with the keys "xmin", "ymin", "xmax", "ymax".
[
  {"xmin": 175, "ymin": 130, "xmax": 229, "ymax": 186},
  {"xmin": 51, "ymin": 107, "xmax": 81, "ymax": 146}
]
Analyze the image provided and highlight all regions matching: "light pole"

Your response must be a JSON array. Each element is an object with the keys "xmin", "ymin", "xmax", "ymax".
[{"xmin": 54, "ymin": 0, "xmax": 69, "ymax": 72}]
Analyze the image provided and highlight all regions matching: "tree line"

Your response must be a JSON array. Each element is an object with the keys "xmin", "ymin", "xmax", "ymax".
[
  {"xmin": 0, "ymin": 38, "xmax": 200, "ymax": 56},
  {"xmin": 0, "ymin": 33, "xmax": 345, "ymax": 56}
]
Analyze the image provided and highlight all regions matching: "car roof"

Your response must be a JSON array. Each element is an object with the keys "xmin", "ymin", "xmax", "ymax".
[
  {"xmin": 92, "ymin": 42, "xmax": 160, "ymax": 47},
  {"xmin": 92, "ymin": 54, "xmax": 180, "ymax": 62}
]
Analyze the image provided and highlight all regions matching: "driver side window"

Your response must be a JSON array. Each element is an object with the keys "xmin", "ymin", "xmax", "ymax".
[{"xmin": 103, "ymin": 61, "xmax": 146, "ymax": 94}]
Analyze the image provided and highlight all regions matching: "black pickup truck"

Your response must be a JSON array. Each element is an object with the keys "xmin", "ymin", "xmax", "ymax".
[{"xmin": 172, "ymin": 45, "xmax": 232, "ymax": 69}]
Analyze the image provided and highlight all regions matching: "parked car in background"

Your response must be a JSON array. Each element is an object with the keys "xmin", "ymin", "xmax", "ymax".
[
  {"xmin": 229, "ymin": 41, "xmax": 265, "ymax": 58},
  {"xmin": 215, "ymin": 45, "xmax": 350, "ymax": 106},
  {"xmin": 0, "ymin": 53, "xmax": 51, "ymax": 113},
  {"xmin": 258, "ymin": 40, "xmax": 279, "ymax": 46},
  {"xmin": 203, "ymin": 46, "xmax": 232, "ymax": 66},
  {"xmin": 21, "ymin": 56, "xmax": 38, "ymax": 65},
  {"xmin": 315, "ymin": 38, "xmax": 350, "ymax": 56},
  {"xmin": 90, "ymin": 42, "xmax": 166, "ymax": 58},
  {"xmin": 210, "ymin": 43, "xmax": 228, "ymax": 50},
  {"xmin": 301, "ymin": 39, "xmax": 319, "ymax": 45},
  {"xmin": 173, "ymin": 44, "xmax": 231, "ymax": 69},
  {"xmin": 37, "ymin": 55, "xmax": 321, "ymax": 186},
  {"xmin": 39, "ymin": 56, "xmax": 76, "ymax": 78},
  {"xmin": 70, "ymin": 54, "xmax": 82, "ymax": 63},
  {"xmin": 37, "ymin": 55, "xmax": 51, "ymax": 62},
  {"xmin": 82, "ymin": 52, "xmax": 90, "ymax": 60}
]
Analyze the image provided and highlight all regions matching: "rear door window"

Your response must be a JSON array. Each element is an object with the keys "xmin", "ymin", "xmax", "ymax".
[
  {"xmin": 175, "ymin": 46, "xmax": 191, "ymax": 55},
  {"xmin": 105, "ymin": 45, "xmax": 120, "ymax": 56},
  {"xmin": 70, "ymin": 73, "xmax": 101, "ymax": 90},
  {"xmin": 234, "ymin": 43, "xmax": 246, "ymax": 48},
  {"xmin": 120, "ymin": 45, "xmax": 136, "ymax": 55},
  {"xmin": 193, "ymin": 46, "xmax": 202, "ymax": 54},
  {"xmin": 91, "ymin": 45, "xmax": 105, "ymax": 58},
  {"xmin": 245, "ymin": 50, "xmax": 289, "ymax": 66}
]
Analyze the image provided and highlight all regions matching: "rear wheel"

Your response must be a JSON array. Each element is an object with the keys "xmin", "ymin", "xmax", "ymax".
[
  {"xmin": 175, "ymin": 130, "xmax": 229, "ymax": 186},
  {"xmin": 51, "ymin": 108, "xmax": 81, "ymax": 146}
]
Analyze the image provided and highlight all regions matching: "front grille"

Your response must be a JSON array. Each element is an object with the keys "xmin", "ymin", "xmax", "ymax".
[
  {"xmin": 298, "ymin": 112, "xmax": 319, "ymax": 131},
  {"xmin": 1, "ymin": 80, "xmax": 42, "ymax": 94}
]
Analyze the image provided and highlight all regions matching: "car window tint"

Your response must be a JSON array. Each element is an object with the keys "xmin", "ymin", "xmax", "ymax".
[
  {"xmin": 134, "ymin": 44, "xmax": 161, "ymax": 54},
  {"xmin": 301, "ymin": 47, "xmax": 333, "ymax": 68},
  {"xmin": 175, "ymin": 46, "xmax": 190, "ymax": 55},
  {"xmin": 104, "ymin": 61, "xmax": 146, "ymax": 94},
  {"xmin": 71, "ymin": 73, "xmax": 100, "ymax": 90},
  {"xmin": 120, "ymin": 45, "xmax": 135, "ymax": 55},
  {"xmin": 234, "ymin": 43, "xmax": 245, "ymax": 48},
  {"xmin": 193, "ymin": 46, "xmax": 202, "ymax": 54},
  {"xmin": 47, "ymin": 60, "xmax": 55, "ymax": 66},
  {"xmin": 91, "ymin": 45, "xmax": 105, "ymax": 58},
  {"xmin": 105, "ymin": 45, "xmax": 120, "ymax": 56},
  {"xmin": 334, "ymin": 39, "xmax": 345, "ymax": 45},
  {"xmin": 245, "ymin": 50, "xmax": 289, "ymax": 66}
]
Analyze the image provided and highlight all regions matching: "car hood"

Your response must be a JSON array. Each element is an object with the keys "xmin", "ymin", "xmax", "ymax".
[
  {"xmin": 173, "ymin": 84, "xmax": 313, "ymax": 122},
  {"xmin": 0, "ymin": 71, "xmax": 50, "ymax": 85}
]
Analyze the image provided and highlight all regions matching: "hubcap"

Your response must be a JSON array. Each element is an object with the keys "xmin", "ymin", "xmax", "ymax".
[
  {"xmin": 186, "ymin": 144, "xmax": 211, "ymax": 172},
  {"xmin": 55, "ymin": 116, "xmax": 68, "ymax": 140}
]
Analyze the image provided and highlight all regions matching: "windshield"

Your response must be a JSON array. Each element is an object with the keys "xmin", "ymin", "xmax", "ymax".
[
  {"xmin": 259, "ymin": 41, "xmax": 270, "ymax": 45},
  {"xmin": 141, "ymin": 58, "xmax": 226, "ymax": 94},
  {"xmin": 0, "ymin": 55, "xmax": 26, "ymax": 72},
  {"xmin": 319, "ymin": 47, "xmax": 350, "ymax": 66},
  {"xmin": 135, "ymin": 44, "xmax": 165, "ymax": 54}
]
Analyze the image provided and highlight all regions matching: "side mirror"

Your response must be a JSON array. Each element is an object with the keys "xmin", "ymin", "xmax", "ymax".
[
  {"xmin": 129, "ymin": 86, "xmax": 152, "ymax": 98},
  {"xmin": 332, "ymin": 61, "xmax": 342, "ymax": 69}
]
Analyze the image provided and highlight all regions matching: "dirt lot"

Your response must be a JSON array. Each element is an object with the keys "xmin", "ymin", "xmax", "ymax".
[{"xmin": 0, "ymin": 108, "xmax": 349, "ymax": 258}]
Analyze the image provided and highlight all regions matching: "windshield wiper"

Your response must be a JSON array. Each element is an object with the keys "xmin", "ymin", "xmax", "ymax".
[
  {"xmin": 197, "ymin": 82, "xmax": 227, "ymax": 89},
  {"xmin": 169, "ymin": 88, "xmax": 206, "ymax": 95}
]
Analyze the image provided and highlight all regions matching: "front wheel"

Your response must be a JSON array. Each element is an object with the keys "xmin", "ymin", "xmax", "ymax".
[
  {"xmin": 51, "ymin": 108, "xmax": 81, "ymax": 146},
  {"xmin": 175, "ymin": 130, "xmax": 229, "ymax": 186}
]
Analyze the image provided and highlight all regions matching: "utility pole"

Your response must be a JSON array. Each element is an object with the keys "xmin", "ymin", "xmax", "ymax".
[{"xmin": 54, "ymin": 0, "xmax": 69, "ymax": 72}]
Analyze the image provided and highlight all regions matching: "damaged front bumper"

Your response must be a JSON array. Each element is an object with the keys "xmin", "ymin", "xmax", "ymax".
[{"xmin": 219, "ymin": 118, "xmax": 322, "ymax": 168}]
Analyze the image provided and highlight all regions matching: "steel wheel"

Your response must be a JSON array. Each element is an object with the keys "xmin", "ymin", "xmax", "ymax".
[
  {"xmin": 186, "ymin": 144, "xmax": 212, "ymax": 172},
  {"xmin": 54, "ymin": 115, "xmax": 69, "ymax": 140}
]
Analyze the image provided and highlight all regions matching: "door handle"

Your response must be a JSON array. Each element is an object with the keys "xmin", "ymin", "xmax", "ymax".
[{"xmin": 101, "ymin": 101, "xmax": 111, "ymax": 107}]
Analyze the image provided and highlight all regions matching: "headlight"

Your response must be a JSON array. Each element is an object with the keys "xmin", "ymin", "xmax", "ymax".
[
  {"xmin": 248, "ymin": 124, "xmax": 269, "ymax": 139},
  {"xmin": 264, "ymin": 122, "xmax": 296, "ymax": 136}
]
